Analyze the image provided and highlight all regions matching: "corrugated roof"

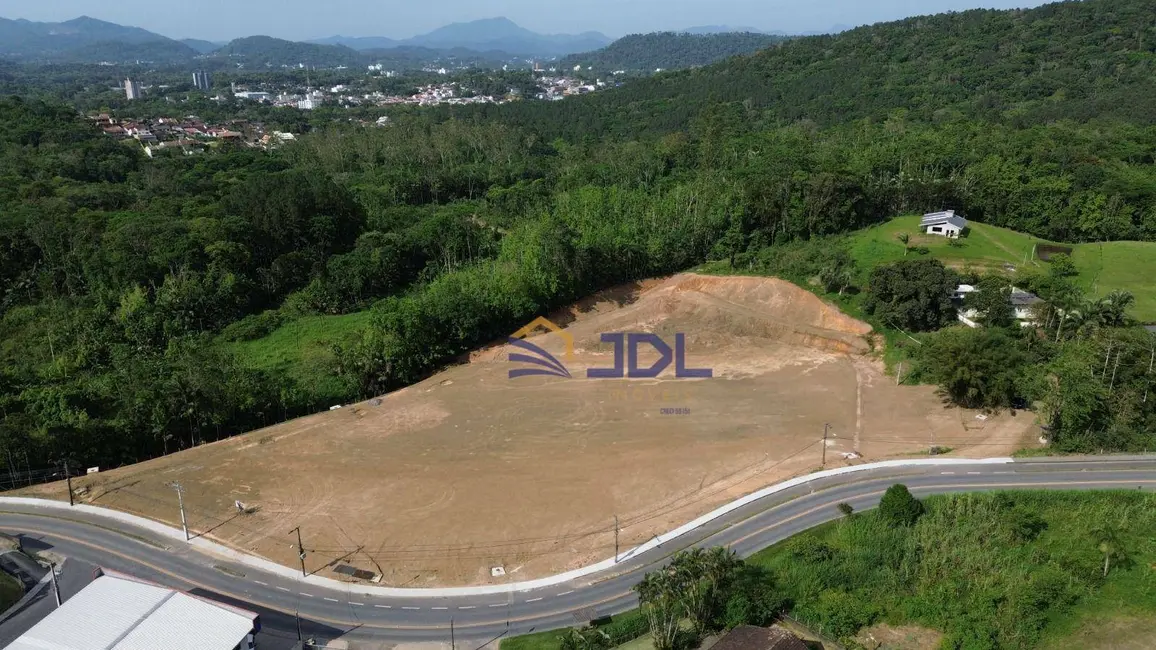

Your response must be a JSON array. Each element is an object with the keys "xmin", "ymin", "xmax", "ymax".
[
  {"xmin": 4, "ymin": 574, "xmax": 256, "ymax": 650},
  {"xmin": 921, "ymin": 210, "xmax": 968, "ymax": 229}
]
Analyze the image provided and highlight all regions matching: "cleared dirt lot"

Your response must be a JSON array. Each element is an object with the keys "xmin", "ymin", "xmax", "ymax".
[{"xmin": 21, "ymin": 274, "xmax": 1038, "ymax": 586}]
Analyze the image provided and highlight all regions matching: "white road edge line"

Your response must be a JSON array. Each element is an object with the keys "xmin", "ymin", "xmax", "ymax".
[{"xmin": 0, "ymin": 456, "xmax": 1014, "ymax": 598}]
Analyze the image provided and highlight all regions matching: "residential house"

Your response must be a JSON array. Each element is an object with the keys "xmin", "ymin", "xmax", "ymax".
[
  {"xmin": 921, "ymin": 210, "xmax": 968, "ymax": 238},
  {"xmin": 955, "ymin": 284, "xmax": 1042, "ymax": 327}
]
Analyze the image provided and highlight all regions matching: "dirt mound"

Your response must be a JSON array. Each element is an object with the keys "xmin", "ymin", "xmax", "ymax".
[{"xmin": 529, "ymin": 273, "xmax": 872, "ymax": 356}]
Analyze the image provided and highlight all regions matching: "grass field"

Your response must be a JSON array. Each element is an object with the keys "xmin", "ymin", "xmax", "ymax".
[
  {"xmin": 746, "ymin": 490, "xmax": 1156, "ymax": 649},
  {"xmin": 504, "ymin": 490, "xmax": 1156, "ymax": 650},
  {"xmin": 224, "ymin": 311, "xmax": 371, "ymax": 406},
  {"xmin": 849, "ymin": 216, "xmax": 1156, "ymax": 322}
]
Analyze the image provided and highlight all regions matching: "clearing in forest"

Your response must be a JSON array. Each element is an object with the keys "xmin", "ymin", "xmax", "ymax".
[{"xmin": 22, "ymin": 274, "xmax": 1038, "ymax": 586}]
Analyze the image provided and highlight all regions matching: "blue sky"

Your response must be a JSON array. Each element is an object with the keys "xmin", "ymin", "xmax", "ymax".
[{"xmin": 0, "ymin": 0, "xmax": 1053, "ymax": 41}]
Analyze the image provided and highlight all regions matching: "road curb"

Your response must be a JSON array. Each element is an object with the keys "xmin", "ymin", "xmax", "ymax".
[{"xmin": 0, "ymin": 457, "xmax": 1012, "ymax": 597}]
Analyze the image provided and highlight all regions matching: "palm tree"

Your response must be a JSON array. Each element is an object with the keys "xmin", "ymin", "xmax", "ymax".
[
  {"xmin": 635, "ymin": 568, "xmax": 683, "ymax": 650},
  {"xmin": 897, "ymin": 232, "xmax": 910, "ymax": 256},
  {"xmin": 1097, "ymin": 290, "xmax": 1135, "ymax": 327},
  {"xmin": 1092, "ymin": 526, "xmax": 1128, "ymax": 577}
]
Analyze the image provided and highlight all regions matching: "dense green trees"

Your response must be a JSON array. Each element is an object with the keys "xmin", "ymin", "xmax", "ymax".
[
  {"xmin": 864, "ymin": 259, "xmax": 960, "ymax": 332},
  {"xmin": 559, "ymin": 32, "xmax": 785, "ymax": 74}
]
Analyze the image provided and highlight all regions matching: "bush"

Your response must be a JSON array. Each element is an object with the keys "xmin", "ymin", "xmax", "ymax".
[
  {"xmin": 218, "ymin": 309, "xmax": 285, "ymax": 342},
  {"xmin": 879, "ymin": 484, "xmax": 924, "ymax": 527}
]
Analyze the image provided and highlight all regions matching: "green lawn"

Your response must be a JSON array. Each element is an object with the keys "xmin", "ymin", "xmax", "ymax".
[
  {"xmin": 224, "ymin": 311, "xmax": 372, "ymax": 406},
  {"xmin": 849, "ymin": 216, "xmax": 1156, "ymax": 322},
  {"xmin": 1071, "ymin": 242, "xmax": 1156, "ymax": 325},
  {"xmin": 848, "ymin": 215, "xmax": 1045, "ymax": 274}
]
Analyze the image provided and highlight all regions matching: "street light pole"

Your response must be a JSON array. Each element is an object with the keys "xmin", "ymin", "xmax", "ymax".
[
  {"xmin": 168, "ymin": 482, "xmax": 189, "ymax": 541},
  {"xmin": 64, "ymin": 460, "xmax": 74, "ymax": 507},
  {"xmin": 821, "ymin": 423, "xmax": 829, "ymax": 467}
]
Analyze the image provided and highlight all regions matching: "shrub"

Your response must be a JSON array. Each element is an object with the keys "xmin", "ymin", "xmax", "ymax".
[
  {"xmin": 218, "ymin": 309, "xmax": 285, "ymax": 342},
  {"xmin": 879, "ymin": 484, "xmax": 924, "ymax": 527}
]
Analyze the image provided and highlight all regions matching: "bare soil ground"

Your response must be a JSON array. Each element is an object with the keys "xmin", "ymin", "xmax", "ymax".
[
  {"xmin": 19, "ymin": 274, "xmax": 1039, "ymax": 587},
  {"xmin": 856, "ymin": 624, "xmax": 944, "ymax": 650}
]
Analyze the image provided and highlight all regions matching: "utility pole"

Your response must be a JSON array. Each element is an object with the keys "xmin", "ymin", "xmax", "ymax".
[
  {"xmin": 167, "ymin": 482, "xmax": 189, "ymax": 541},
  {"xmin": 50, "ymin": 564, "xmax": 61, "ymax": 607},
  {"xmin": 64, "ymin": 460, "xmax": 73, "ymax": 507},
  {"xmin": 291, "ymin": 526, "xmax": 307, "ymax": 577},
  {"xmin": 613, "ymin": 516, "xmax": 619, "ymax": 562},
  {"xmin": 821, "ymin": 423, "xmax": 829, "ymax": 467},
  {"xmin": 1144, "ymin": 346, "xmax": 1155, "ymax": 403}
]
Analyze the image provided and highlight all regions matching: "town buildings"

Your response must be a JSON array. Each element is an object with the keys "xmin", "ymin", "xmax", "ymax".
[{"xmin": 123, "ymin": 79, "xmax": 142, "ymax": 100}]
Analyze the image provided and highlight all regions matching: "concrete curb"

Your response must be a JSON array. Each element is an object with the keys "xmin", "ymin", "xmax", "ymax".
[{"xmin": 0, "ymin": 457, "xmax": 1012, "ymax": 597}]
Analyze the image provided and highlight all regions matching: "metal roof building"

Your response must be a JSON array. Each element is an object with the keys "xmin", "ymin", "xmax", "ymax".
[{"xmin": 4, "ymin": 572, "xmax": 258, "ymax": 650}]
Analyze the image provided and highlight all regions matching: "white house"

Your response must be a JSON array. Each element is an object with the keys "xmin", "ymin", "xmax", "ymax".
[
  {"xmin": 954, "ymin": 284, "xmax": 1042, "ymax": 327},
  {"xmin": 921, "ymin": 210, "xmax": 968, "ymax": 238}
]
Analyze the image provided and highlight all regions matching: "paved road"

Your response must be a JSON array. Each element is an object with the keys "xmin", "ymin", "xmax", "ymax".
[{"xmin": 2, "ymin": 457, "xmax": 1154, "ymax": 647}]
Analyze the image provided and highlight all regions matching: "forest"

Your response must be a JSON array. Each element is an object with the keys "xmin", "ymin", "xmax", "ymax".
[
  {"xmin": 558, "ymin": 32, "xmax": 787, "ymax": 74},
  {"xmin": 1, "ymin": 0, "xmax": 1155, "ymax": 477}
]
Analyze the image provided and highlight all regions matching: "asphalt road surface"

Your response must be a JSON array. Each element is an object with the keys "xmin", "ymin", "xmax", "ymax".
[{"xmin": 2, "ymin": 456, "xmax": 1154, "ymax": 648}]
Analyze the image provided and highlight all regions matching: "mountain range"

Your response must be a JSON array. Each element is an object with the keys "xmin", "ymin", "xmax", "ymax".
[
  {"xmin": 310, "ymin": 18, "xmax": 611, "ymax": 56},
  {"xmin": 0, "ymin": 15, "xmax": 615, "ymax": 64}
]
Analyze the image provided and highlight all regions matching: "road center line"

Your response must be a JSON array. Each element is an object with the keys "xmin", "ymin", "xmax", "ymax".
[
  {"xmin": 375, "ymin": 605, "xmax": 391, "ymax": 609},
  {"xmin": 254, "ymin": 580, "xmax": 268, "ymax": 586},
  {"xmin": 402, "ymin": 606, "xmax": 421, "ymax": 610},
  {"xmin": 350, "ymin": 602, "xmax": 365, "ymax": 606},
  {"xmin": 526, "ymin": 597, "xmax": 543, "ymax": 602},
  {"xmin": 324, "ymin": 597, "xmax": 339, "ymax": 602},
  {"xmin": 458, "ymin": 606, "xmax": 476, "ymax": 610},
  {"xmin": 432, "ymin": 606, "xmax": 448, "ymax": 610},
  {"xmin": 276, "ymin": 586, "xmax": 290, "ymax": 592},
  {"xmin": 488, "ymin": 603, "xmax": 506, "ymax": 608},
  {"xmin": 557, "ymin": 591, "xmax": 574, "ymax": 596},
  {"xmin": 300, "ymin": 593, "xmax": 314, "ymax": 598}
]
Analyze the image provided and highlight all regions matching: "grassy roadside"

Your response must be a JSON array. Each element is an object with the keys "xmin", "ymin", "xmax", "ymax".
[{"xmin": 502, "ymin": 490, "xmax": 1156, "ymax": 650}]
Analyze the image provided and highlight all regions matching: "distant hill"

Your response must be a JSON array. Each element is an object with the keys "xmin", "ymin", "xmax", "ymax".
[
  {"xmin": 681, "ymin": 25, "xmax": 768, "ymax": 35},
  {"xmin": 180, "ymin": 38, "xmax": 224, "ymax": 54},
  {"xmin": 560, "ymin": 32, "xmax": 787, "ymax": 73},
  {"xmin": 213, "ymin": 36, "xmax": 364, "ymax": 67},
  {"xmin": 309, "ymin": 35, "xmax": 400, "ymax": 51},
  {"xmin": 0, "ymin": 15, "xmax": 194, "ymax": 62},
  {"xmin": 404, "ymin": 18, "xmax": 610, "ymax": 56},
  {"xmin": 492, "ymin": 0, "xmax": 1156, "ymax": 138}
]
